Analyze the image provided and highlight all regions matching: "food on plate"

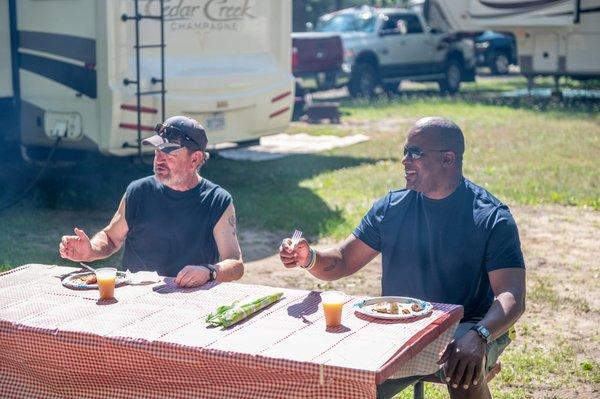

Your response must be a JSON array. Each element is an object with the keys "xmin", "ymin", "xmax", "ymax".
[
  {"xmin": 85, "ymin": 274, "xmax": 97, "ymax": 285},
  {"xmin": 372, "ymin": 301, "xmax": 398, "ymax": 314},
  {"xmin": 369, "ymin": 300, "xmax": 423, "ymax": 315},
  {"xmin": 411, "ymin": 302, "xmax": 423, "ymax": 312}
]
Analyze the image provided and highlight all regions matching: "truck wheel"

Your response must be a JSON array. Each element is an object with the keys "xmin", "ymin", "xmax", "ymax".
[
  {"xmin": 348, "ymin": 63, "xmax": 378, "ymax": 99},
  {"xmin": 438, "ymin": 59, "xmax": 462, "ymax": 94},
  {"xmin": 490, "ymin": 52, "xmax": 510, "ymax": 75}
]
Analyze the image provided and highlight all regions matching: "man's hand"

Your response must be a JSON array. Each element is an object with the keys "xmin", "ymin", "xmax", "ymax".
[
  {"xmin": 437, "ymin": 330, "xmax": 487, "ymax": 390},
  {"xmin": 279, "ymin": 237, "xmax": 310, "ymax": 268},
  {"xmin": 59, "ymin": 228, "xmax": 93, "ymax": 262},
  {"xmin": 175, "ymin": 265, "xmax": 212, "ymax": 288}
]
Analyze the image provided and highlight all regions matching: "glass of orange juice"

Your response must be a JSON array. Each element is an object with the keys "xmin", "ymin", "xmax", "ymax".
[
  {"xmin": 321, "ymin": 291, "xmax": 345, "ymax": 327},
  {"xmin": 95, "ymin": 268, "xmax": 117, "ymax": 300}
]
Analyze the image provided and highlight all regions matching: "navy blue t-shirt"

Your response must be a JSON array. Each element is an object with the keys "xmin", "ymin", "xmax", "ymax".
[
  {"xmin": 122, "ymin": 176, "xmax": 232, "ymax": 277},
  {"xmin": 354, "ymin": 178, "xmax": 525, "ymax": 322}
]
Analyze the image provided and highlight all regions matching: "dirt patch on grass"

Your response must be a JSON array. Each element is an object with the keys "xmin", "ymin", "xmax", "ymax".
[{"xmin": 240, "ymin": 204, "xmax": 600, "ymax": 398}]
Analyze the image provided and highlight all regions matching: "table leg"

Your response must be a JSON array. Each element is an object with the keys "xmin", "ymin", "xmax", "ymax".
[{"xmin": 413, "ymin": 381, "xmax": 424, "ymax": 399}]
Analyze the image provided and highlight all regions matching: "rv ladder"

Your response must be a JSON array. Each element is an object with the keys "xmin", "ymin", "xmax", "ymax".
[{"xmin": 121, "ymin": 0, "xmax": 166, "ymax": 159}]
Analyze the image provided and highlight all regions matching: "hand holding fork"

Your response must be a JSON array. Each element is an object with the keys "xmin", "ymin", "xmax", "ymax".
[
  {"xmin": 290, "ymin": 229, "xmax": 303, "ymax": 249},
  {"xmin": 279, "ymin": 229, "xmax": 311, "ymax": 269}
]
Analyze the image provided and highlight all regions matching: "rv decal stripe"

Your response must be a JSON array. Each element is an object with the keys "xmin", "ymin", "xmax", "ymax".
[
  {"xmin": 19, "ymin": 53, "xmax": 97, "ymax": 98},
  {"xmin": 119, "ymin": 123, "xmax": 155, "ymax": 132},
  {"xmin": 548, "ymin": 6, "xmax": 600, "ymax": 16},
  {"xmin": 272, "ymin": 91, "xmax": 292, "ymax": 103},
  {"xmin": 478, "ymin": 0, "xmax": 568, "ymax": 10},
  {"xmin": 19, "ymin": 31, "xmax": 96, "ymax": 64},
  {"xmin": 269, "ymin": 107, "xmax": 290, "ymax": 118}
]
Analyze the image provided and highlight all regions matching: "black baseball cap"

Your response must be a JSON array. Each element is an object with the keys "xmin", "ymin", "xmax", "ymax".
[{"xmin": 142, "ymin": 116, "xmax": 208, "ymax": 153}]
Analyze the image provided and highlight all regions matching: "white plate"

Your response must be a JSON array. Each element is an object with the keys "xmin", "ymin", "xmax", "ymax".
[
  {"xmin": 353, "ymin": 296, "xmax": 433, "ymax": 320},
  {"xmin": 62, "ymin": 271, "xmax": 129, "ymax": 290}
]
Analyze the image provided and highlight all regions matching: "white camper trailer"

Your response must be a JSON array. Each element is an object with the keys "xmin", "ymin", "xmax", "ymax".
[
  {"xmin": 417, "ymin": 0, "xmax": 600, "ymax": 80},
  {"xmin": 0, "ymin": 0, "xmax": 294, "ymax": 161}
]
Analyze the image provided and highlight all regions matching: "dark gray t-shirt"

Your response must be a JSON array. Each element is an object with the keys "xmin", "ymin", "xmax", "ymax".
[
  {"xmin": 123, "ymin": 176, "xmax": 232, "ymax": 277},
  {"xmin": 354, "ymin": 178, "xmax": 525, "ymax": 322}
]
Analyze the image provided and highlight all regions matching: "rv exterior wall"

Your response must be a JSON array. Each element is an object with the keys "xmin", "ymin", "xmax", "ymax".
[
  {"xmin": 0, "ymin": 0, "xmax": 13, "ymax": 98},
  {"xmin": 106, "ymin": 0, "xmax": 294, "ymax": 156},
  {"xmin": 14, "ymin": 0, "xmax": 294, "ymax": 156},
  {"xmin": 16, "ymin": 0, "xmax": 99, "ymax": 150},
  {"xmin": 430, "ymin": 0, "xmax": 600, "ymax": 78}
]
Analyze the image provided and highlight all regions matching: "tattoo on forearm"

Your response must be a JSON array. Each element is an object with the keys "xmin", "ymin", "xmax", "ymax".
[{"xmin": 228, "ymin": 214, "xmax": 237, "ymax": 236}]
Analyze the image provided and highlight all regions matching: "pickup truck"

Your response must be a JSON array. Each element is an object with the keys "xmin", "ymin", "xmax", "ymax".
[
  {"xmin": 314, "ymin": 6, "xmax": 476, "ymax": 98},
  {"xmin": 292, "ymin": 32, "xmax": 345, "ymax": 92},
  {"xmin": 291, "ymin": 32, "xmax": 344, "ymax": 119}
]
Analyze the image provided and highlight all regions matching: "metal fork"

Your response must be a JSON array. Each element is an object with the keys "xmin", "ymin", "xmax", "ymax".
[
  {"xmin": 79, "ymin": 262, "xmax": 96, "ymax": 273},
  {"xmin": 291, "ymin": 229, "xmax": 303, "ymax": 249}
]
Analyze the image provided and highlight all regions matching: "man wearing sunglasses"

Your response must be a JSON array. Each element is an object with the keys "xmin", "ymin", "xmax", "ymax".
[
  {"xmin": 59, "ymin": 116, "xmax": 243, "ymax": 288},
  {"xmin": 279, "ymin": 117, "xmax": 525, "ymax": 399}
]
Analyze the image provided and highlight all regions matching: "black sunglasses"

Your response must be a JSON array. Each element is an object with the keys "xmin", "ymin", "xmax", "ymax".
[
  {"xmin": 154, "ymin": 123, "xmax": 200, "ymax": 147},
  {"xmin": 403, "ymin": 146, "xmax": 452, "ymax": 160}
]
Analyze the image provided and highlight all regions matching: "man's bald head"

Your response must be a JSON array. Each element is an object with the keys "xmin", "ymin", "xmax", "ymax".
[{"xmin": 409, "ymin": 117, "xmax": 465, "ymax": 165}]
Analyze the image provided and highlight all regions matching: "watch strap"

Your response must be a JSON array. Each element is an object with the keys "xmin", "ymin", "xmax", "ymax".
[
  {"xmin": 203, "ymin": 264, "xmax": 217, "ymax": 282},
  {"xmin": 471, "ymin": 324, "xmax": 492, "ymax": 344}
]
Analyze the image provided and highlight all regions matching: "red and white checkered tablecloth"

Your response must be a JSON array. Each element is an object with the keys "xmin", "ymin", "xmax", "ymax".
[{"xmin": 0, "ymin": 264, "xmax": 463, "ymax": 399}]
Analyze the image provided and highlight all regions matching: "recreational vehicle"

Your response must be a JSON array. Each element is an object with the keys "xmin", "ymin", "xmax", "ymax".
[
  {"xmin": 0, "ymin": 0, "xmax": 294, "ymax": 161},
  {"xmin": 414, "ymin": 0, "xmax": 600, "ymax": 82}
]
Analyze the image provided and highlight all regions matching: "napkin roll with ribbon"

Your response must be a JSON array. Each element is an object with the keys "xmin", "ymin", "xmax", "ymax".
[{"xmin": 206, "ymin": 292, "xmax": 284, "ymax": 328}]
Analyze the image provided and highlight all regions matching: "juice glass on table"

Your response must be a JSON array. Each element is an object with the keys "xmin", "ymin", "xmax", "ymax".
[
  {"xmin": 321, "ymin": 291, "xmax": 346, "ymax": 327},
  {"xmin": 95, "ymin": 268, "xmax": 117, "ymax": 300}
]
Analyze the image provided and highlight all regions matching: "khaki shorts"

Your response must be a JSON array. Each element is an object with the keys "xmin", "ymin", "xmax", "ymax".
[{"xmin": 377, "ymin": 322, "xmax": 512, "ymax": 399}]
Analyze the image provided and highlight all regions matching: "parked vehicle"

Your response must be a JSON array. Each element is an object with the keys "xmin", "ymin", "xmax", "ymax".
[
  {"xmin": 291, "ymin": 31, "xmax": 344, "ymax": 120},
  {"xmin": 422, "ymin": 0, "xmax": 600, "ymax": 81},
  {"xmin": 313, "ymin": 6, "xmax": 476, "ymax": 98},
  {"xmin": 292, "ymin": 32, "xmax": 345, "ymax": 92},
  {"xmin": 474, "ymin": 31, "xmax": 517, "ymax": 75},
  {"xmin": 0, "ymin": 0, "xmax": 294, "ymax": 161}
]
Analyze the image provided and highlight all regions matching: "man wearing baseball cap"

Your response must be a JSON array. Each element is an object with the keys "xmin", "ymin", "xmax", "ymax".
[{"xmin": 59, "ymin": 116, "xmax": 243, "ymax": 287}]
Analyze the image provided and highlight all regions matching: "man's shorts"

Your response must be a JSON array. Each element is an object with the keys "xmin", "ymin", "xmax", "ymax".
[
  {"xmin": 377, "ymin": 322, "xmax": 512, "ymax": 399},
  {"xmin": 433, "ymin": 321, "xmax": 511, "ymax": 381}
]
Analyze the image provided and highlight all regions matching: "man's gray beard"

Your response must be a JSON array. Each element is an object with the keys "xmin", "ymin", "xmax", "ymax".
[{"xmin": 153, "ymin": 168, "xmax": 186, "ymax": 187}]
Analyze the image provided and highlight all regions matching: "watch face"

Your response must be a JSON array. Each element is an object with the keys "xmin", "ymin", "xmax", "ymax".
[
  {"xmin": 477, "ymin": 325, "xmax": 491, "ymax": 341},
  {"xmin": 204, "ymin": 265, "xmax": 216, "ymax": 281}
]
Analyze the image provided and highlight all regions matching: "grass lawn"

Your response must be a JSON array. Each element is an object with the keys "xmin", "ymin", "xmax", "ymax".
[{"xmin": 0, "ymin": 77, "xmax": 598, "ymax": 397}]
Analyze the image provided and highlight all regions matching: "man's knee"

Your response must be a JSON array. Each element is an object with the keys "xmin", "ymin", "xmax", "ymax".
[{"xmin": 447, "ymin": 378, "xmax": 491, "ymax": 399}]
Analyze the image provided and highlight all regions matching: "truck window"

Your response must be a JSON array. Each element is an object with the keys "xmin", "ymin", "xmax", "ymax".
[
  {"xmin": 316, "ymin": 13, "xmax": 377, "ymax": 33},
  {"xmin": 381, "ymin": 14, "xmax": 406, "ymax": 35},
  {"xmin": 400, "ymin": 14, "xmax": 423, "ymax": 34}
]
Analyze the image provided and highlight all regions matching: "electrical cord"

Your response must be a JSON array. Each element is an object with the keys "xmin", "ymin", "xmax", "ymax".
[{"xmin": 0, "ymin": 137, "xmax": 62, "ymax": 212}]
